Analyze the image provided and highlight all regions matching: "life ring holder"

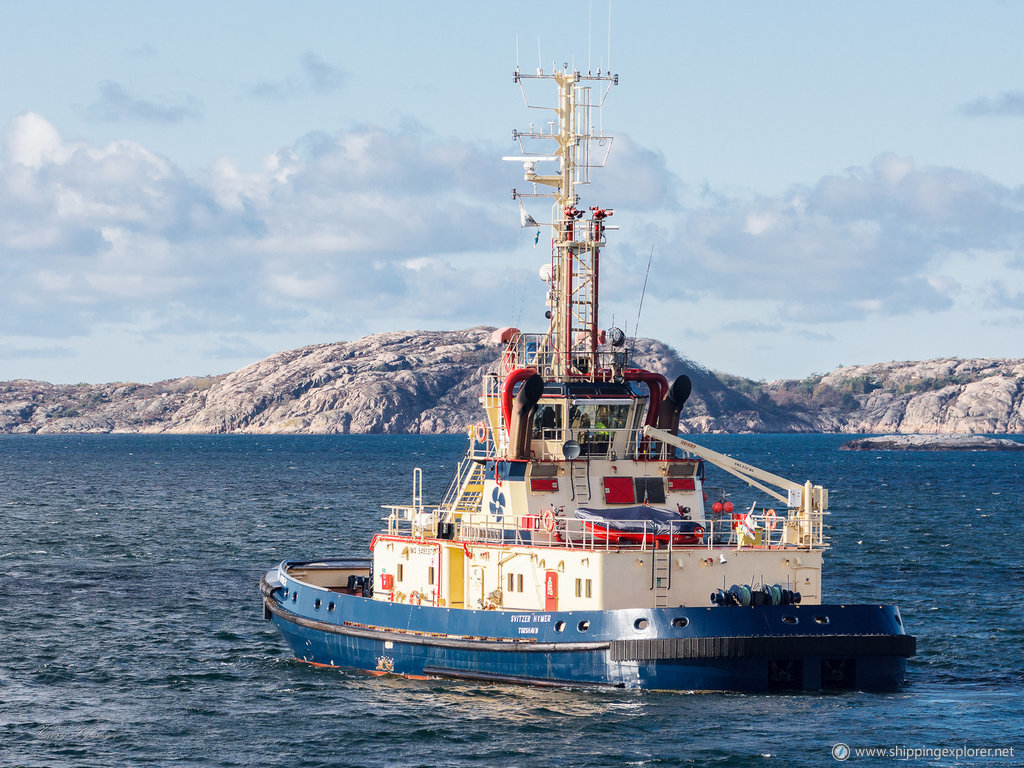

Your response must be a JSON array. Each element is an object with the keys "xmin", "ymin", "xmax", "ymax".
[
  {"xmin": 541, "ymin": 508, "xmax": 556, "ymax": 534},
  {"xmin": 474, "ymin": 421, "xmax": 488, "ymax": 443}
]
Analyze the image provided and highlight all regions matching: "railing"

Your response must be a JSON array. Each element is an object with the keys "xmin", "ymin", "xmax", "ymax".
[
  {"xmin": 467, "ymin": 424, "xmax": 663, "ymax": 463},
  {"xmin": 381, "ymin": 505, "xmax": 821, "ymax": 552},
  {"xmin": 495, "ymin": 333, "xmax": 632, "ymax": 382}
]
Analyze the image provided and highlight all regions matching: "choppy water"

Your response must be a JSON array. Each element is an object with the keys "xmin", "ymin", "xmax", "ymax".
[{"xmin": 1, "ymin": 434, "xmax": 1022, "ymax": 767}]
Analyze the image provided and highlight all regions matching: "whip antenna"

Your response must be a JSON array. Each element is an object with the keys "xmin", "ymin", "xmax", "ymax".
[{"xmin": 630, "ymin": 242, "xmax": 655, "ymax": 358}]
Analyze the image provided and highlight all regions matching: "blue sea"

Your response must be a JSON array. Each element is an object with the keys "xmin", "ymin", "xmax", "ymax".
[{"xmin": 1, "ymin": 434, "xmax": 1022, "ymax": 767}]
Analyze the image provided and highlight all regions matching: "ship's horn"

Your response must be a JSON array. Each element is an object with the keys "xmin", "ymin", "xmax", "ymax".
[
  {"xmin": 657, "ymin": 374, "xmax": 692, "ymax": 436},
  {"xmin": 510, "ymin": 373, "xmax": 544, "ymax": 460}
]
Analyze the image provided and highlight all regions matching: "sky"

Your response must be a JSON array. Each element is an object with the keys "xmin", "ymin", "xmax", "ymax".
[{"xmin": 2, "ymin": 1, "xmax": 1023, "ymax": 384}]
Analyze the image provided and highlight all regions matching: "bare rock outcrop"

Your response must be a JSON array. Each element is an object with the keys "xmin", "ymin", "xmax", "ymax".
[
  {"xmin": 841, "ymin": 434, "xmax": 1024, "ymax": 451},
  {"xmin": 153, "ymin": 329, "xmax": 497, "ymax": 434},
  {"xmin": 3, "ymin": 336, "xmax": 1023, "ymax": 435},
  {"xmin": 771, "ymin": 358, "xmax": 1024, "ymax": 434}
]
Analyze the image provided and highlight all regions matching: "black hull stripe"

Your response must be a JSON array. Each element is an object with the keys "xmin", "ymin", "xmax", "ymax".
[{"xmin": 610, "ymin": 634, "xmax": 916, "ymax": 661}]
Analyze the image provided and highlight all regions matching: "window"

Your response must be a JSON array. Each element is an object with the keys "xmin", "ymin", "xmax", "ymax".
[
  {"xmin": 428, "ymin": 566, "xmax": 435, "ymax": 586},
  {"xmin": 585, "ymin": 579, "xmax": 592, "ymax": 598},
  {"xmin": 508, "ymin": 573, "xmax": 515, "ymax": 592},
  {"xmin": 532, "ymin": 403, "xmax": 562, "ymax": 439},
  {"xmin": 570, "ymin": 403, "xmax": 631, "ymax": 455},
  {"xmin": 397, "ymin": 564, "xmax": 404, "ymax": 582},
  {"xmin": 517, "ymin": 574, "xmax": 524, "ymax": 592},
  {"xmin": 575, "ymin": 578, "xmax": 582, "ymax": 597}
]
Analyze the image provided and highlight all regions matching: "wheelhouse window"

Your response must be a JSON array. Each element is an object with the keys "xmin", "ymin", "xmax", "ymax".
[
  {"xmin": 532, "ymin": 402, "xmax": 563, "ymax": 440},
  {"xmin": 570, "ymin": 401, "xmax": 632, "ymax": 455}
]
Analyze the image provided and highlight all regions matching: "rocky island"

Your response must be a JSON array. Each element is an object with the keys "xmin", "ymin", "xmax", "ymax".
[
  {"xmin": 841, "ymin": 434, "xmax": 1024, "ymax": 451},
  {"xmin": 2, "ymin": 328, "xmax": 1023, "ymax": 436}
]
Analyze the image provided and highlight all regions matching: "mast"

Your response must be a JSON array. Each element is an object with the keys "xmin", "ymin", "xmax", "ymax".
[{"xmin": 504, "ymin": 66, "xmax": 618, "ymax": 382}]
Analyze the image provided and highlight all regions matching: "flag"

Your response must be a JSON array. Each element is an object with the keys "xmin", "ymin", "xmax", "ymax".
[{"xmin": 519, "ymin": 200, "xmax": 539, "ymax": 228}]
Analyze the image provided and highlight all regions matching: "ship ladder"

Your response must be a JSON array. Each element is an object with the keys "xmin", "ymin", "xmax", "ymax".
[
  {"xmin": 455, "ymin": 460, "xmax": 486, "ymax": 512},
  {"xmin": 651, "ymin": 548, "xmax": 671, "ymax": 608},
  {"xmin": 570, "ymin": 458, "xmax": 591, "ymax": 503}
]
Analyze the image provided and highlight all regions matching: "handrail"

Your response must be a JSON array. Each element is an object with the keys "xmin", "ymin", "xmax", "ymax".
[{"xmin": 381, "ymin": 505, "xmax": 818, "ymax": 552}]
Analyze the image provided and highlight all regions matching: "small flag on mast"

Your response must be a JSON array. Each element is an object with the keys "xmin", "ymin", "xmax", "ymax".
[{"xmin": 519, "ymin": 200, "xmax": 539, "ymax": 228}]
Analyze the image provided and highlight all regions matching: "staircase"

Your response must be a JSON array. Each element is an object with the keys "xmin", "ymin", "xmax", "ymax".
[{"xmin": 441, "ymin": 457, "xmax": 486, "ymax": 513}]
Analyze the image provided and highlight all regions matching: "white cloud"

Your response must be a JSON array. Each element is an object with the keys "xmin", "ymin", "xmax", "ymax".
[
  {"xmin": 743, "ymin": 211, "xmax": 777, "ymax": 235},
  {"xmin": 3, "ymin": 111, "xmax": 1024, "ymax": 383},
  {"xmin": 646, "ymin": 153, "xmax": 1024, "ymax": 322},
  {"xmin": 0, "ymin": 112, "xmax": 516, "ymax": 358},
  {"xmin": 4, "ymin": 112, "xmax": 65, "ymax": 168}
]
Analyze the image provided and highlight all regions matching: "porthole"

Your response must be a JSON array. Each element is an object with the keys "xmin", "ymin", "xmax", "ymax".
[
  {"xmin": 814, "ymin": 615, "xmax": 830, "ymax": 625},
  {"xmin": 283, "ymin": 589, "xmax": 289, "ymax": 598},
  {"xmin": 291, "ymin": 592, "xmax": 297, "ymax": 603},
  {"xmin": 555, "ymin": 621, "xmax": 566, "ymax": 632},
  {"xmin": 782, "ymin": 615, "xmax": 798, "ymax": 625},
  {"xmin": 634, "ymin": 618, "xmax": 649, "ymax": 630},
  {"xmin": 895, "ymin": 613, "xmax": 903, "ymax": 626},
  {"xmin": 328, "ymin": 602, "xmax": 336, "ymax": 612},
  {"xmin": 577, "ymin": 620, "xmax": 591, "ymax": 632},
  {"xmin": 672, "ymin": 617, "xmax": 689, "ymax": 628},
  {"xmin": 313, "ymin": 599, "xmax": 322, "ymax": 610}
]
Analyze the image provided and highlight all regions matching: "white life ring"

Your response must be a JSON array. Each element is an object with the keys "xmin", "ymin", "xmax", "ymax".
[{"xmin": 541, "ymin": 508, "xmax": 556, "ymax": 533}]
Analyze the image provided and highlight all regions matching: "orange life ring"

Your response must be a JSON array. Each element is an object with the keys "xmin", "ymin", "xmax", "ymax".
[
  {"xmin": 541, "ymin": 508, "xmax": 556, "ymax": 533},
  {"xmin": 765, "ymin": 509, "xmax": 778, "ymax": 531},
  {"xmin": 474, "ymin": 421, "xmax": 488, "ymax": 443},
  {"xmin": 409, "ymin": 591, "xmax": 422, "ymax": 606}
]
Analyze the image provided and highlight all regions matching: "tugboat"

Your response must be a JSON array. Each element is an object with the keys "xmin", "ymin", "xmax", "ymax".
[{"xmin": 260, "ymin": 64, "xmax": 915, "ymax": 690}]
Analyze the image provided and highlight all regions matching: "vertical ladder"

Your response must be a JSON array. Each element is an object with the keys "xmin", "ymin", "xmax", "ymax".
[
  {"xmin": 651, "ymin": 548, "xmax": 671, "ymax": 608},
  {"xmin": 570, "ymin": 459, "xmax": 591, "ymax": 503}
]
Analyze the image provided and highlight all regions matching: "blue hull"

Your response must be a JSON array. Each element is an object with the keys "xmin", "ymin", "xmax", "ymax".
[{"xmin": 262, "ymin": 563, "xmax": 913, "ymax": 691}]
